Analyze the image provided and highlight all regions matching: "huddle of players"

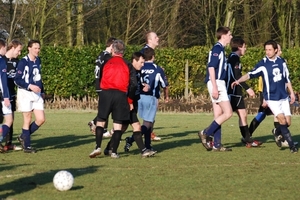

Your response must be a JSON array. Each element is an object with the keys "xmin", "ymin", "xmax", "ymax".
[
  {"xmin": 89, "ymin": 35, "xmax": 168, "ymax": 158},
  {"xmin": 199, "ymin": 27, "xmax": 297, "ymax": 153}
]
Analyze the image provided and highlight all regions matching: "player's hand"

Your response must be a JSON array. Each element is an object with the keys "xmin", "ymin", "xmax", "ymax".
[
  {"xmin": 246, "ymin": 88, "xmax": 255, "ymax": 98},
  {"xmin": 211, "ymin": 87, "xmax": 219, "ymax": 100},
  {"xmin": 29, "ymin": 84, "xmax": 41, "ymax": 93},
  {"xmin": 262, "ymin": 99, "xmax": 268, "ymax": 108},
  {"xmin": 142, "ymin": 84, "xmax": 150, "ymax": 92},
  {"xmin": 165, "ymin": 97, "xmax": 169, "ymax": 103},
  {"xmin": 231, "ymin": 81, "xmax": 239, "ymax": 89},
  {"xmin": 129, "ymin": 103, "xmax": 134, "ymax": 111},
  {"xmin": 289, "ymin": 92, "xmax": 295, "ymax": 104},
  {"xmin": 3, "ymin": 98, "xmax": 10, "ymax": 107}
]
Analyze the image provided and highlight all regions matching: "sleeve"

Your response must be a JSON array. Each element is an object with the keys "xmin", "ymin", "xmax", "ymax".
[
  {"xmin": 0, "ymin": 59, "xmax": 10, "ymax": 99},
  {"xmin": 127, "ymin": 63, "xmax": 137, "ymax": 103},
  {"xmin": 159, "ymin": 67, "xmax": 169, "ymax": 88},
  {"xmin": 207, "ymin": 46, "xmax": 222, "ymax": 68},
  {"xmin": 231, "ymin": 59, "xmax": 250, "ymax": 90},
  {"xmin": 14, "ymin": 58, "xmax": 30, "ymax": 90}
]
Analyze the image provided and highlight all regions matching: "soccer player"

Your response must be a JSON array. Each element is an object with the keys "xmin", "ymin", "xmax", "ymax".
[
  {"xmin": 89, "ymin": 39, "xmax": 137, "ymax": 159},
  {"xmin": 198, "ymin": 26, "xmax": 233, "ymax": 152},
  {"xmin": 14, "ymin": 40, "xmax": 46, "ymax": 153},
  {"xmin": 136, "ymin": 47, "xmax": 169, "ymax": 151},
  {"xmin": 104, "ymin": 52, "xmax": 156, "ymax": 158},
  {"xmin": 3, "ymin": 39, "xmax": 23, "ymax": 151},
  {"xmin": 231, "ymin": 40, "xmax": 298, "ymax": 153},
  {"xmin": 87, "ymin": 37, "xmax": 116, "ymax": 138},
  {"xmin": 226, "ymin": 37, "xmax": 262, "ymax": 147}
]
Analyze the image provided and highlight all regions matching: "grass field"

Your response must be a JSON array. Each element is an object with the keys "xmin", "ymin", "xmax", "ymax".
[{"xmin": 1, "ymin": 110, "xmax": 300, "ymax": 200}]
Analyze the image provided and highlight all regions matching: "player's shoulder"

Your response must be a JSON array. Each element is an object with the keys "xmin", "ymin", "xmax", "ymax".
[{"xmin": 211, "ymin": 42, "xmax": 223, "ymax": 52}]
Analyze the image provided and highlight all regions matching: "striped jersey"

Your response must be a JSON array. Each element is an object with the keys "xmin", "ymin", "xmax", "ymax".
[
  {"xmin": 205, "ymin": 42, "xmax": 227, "ymax": 83},
  {"xmin": 248, "ymin": 56, "xmax": 290, "ymax": 101},
  {"xmin": 0, "ymin": 55, "xmax": 9, "ymax": 99}
]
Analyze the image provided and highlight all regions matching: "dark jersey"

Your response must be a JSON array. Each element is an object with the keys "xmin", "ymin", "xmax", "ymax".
[
  {"xmin": 100, "ymin": 56, "xmax": 137, "ymax": 102},
  {"xmin": 248, "ymin": 56, "xmax": 290, "ymax": 101},
  {"xmin": 226, "ymin": 52, "xmax": 250, "ymax": 96},
  {"xmin": 0, "ymin": 55, "xmax": 9, "ymax": 99},
  {"xmin": 3, "ymin": 56, "xmax": 18, "ymax": 98},
  {"xmin": 14, "ymin": 55, "xmax": 44, "ymax": 93},
  {"xmin": 140, "ymin": 62, "xmax": 169, "ymax": 99},
  {"xmin": 95, "ymin": 50, "xmax": 111, "ymax": 92},
  {"xmin": 205, "ymin": 42, "xmax": 227, "ymax": 83}
]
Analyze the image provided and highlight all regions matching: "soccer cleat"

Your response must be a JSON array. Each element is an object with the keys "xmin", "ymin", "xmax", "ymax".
[
  {"xmin": 88, "ymin": 121, "xmax": 96, "ymax": 135},
  {"xmin": 198, "ymin": 130, "xmax": 212, "ymax": 150},
  {"xmin": 290, "ymin": 146, "xmax": 298, "ymax": 153},
  {"xmin": 212, "ymin": 146, "xmax": 232, "ymax": 152},
  {"xmin": 23, "ymin": 146, "xmax": 37, "ymax": 153},
  {"xmin": 103, "ymin": 130, "xmax": 112, "ymax": 138},
  {"xmin": 0, "ymin": 143, "xmax": 7, "ymax": 153},
  {"xmin": 17, "ymin": 135, "xmax": 25, "ymax": 149},
  {"xmin": 89, "ymin": 147, "xmax": 101, "ymax": 158},
  {"xmin": 104, "ymin": 148, "xmax": 112, "ymax": 156},
  {"xmin": 124, "ymin": 137, "xmax": 132, "ymax": 152},
  {"xmin": 245, "ymin": 140, "xmax": 263, "ymax": 148},
  {"xmin": 110, "ymin": 153, "xmax": 120, "ymax": 159},
  {"xmin": 273, "ymin": 134, "xmax": 283, "ymax": 147},
  {"xmin": 141, "ymin": 149, "xmax": 156, "ymax": 158},
  {"xmin": 4, "ymin": 144, "xmax": 23, "ymax": 151},
  {"xmin": 151, "ymin": 132, "xmax": 161, "ymax": 141}
]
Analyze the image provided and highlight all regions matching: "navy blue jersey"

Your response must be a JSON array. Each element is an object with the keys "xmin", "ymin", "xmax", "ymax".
[
  {"xmin": 3, "ymin": 56, "xmax": 18, "ymax": 98},
  {"xmin": 95, "ymin": 50, "xmax": 111, "ymax": 91},
  {"xmin": 140, "ymin": 44, "xmax": 151, "ymax": 54},
  {"xmin": 205, "ymin": 42, "xmax": 227, "ymax": 83},
  {"xmin": 14, "ymin": 55, "xmax": 43, "ymax": 92},
  {"xmin": 140, "ymin": 62, "xmax": 169, "ymax": 99},
  {"xmin": 248, "ymin": 56, "xmax": 290, "ymax": 101},
  {"xmin": 0, "ymin": 55, "xmax": 9, "ymax": 99}
]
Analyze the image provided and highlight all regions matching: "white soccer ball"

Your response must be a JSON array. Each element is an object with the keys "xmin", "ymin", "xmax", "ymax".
[{"xmin": 53, "ymin": 170, "xmax": 74, "ymax": 191}]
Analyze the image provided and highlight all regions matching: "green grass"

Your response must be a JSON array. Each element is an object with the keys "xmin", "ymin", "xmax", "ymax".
[{"xmin": 1, "ymin": 110, "xmax": 300, "ymax": 200}]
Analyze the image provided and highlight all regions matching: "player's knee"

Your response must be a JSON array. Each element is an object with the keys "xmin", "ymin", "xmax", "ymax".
[{"xmin": 255, "ymin": 112, "xmax": 266, "ymax": 122}]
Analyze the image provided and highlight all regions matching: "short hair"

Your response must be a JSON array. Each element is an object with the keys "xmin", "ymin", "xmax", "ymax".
[
  {"xmin": 230, "ymin": 37, "xmax": 245, "ymax": 52},
  {"xmin": 7, "ymin": 39, "xmax": 23, "ymax": 51},
  {"xmin": 112, "ymin": 39, "xmax": 125, "ymax": 55},
  {"xmin": 27, "ymin": 39, "xmax": 40, "ymax": 48},
  {"xmin": 216, "ymin": 26, "xmax": 230, "ymax": 40},
  {"xmin": 264, "ymin": 40, "xmax": 278, "ymax": 50},
  {"xmin": 143, "ymin": 47, "xmax": 155, "ymax": 61},
  {"xmin": 106, "ymin": 37, "xmax": 116, "ymax": 47},
  {"xmin": 145, "ymin": 31, "xmax": 155, "ymax": 43},
  {"xmin": 0, "ymin": 38, "xmax": 6, "ymax": 48},
  {"xmin": 131, "ymin": 51, "xmax": 144, "ymax": 62}
]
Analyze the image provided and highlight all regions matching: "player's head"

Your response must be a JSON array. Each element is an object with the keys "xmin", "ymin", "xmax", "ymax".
[
  {"xmin": 143, "ymin": 47, "xmax": 155, "ymax": 61},
  {"xmin": 106, "ymin": 37, "xmax": 116, "ymax": 47},
  {"xmin": 264, "ymin": 40, "xmax": 278, "ymax": 60},
  {"xmin": 145, "ymin": 31, "xmax": 159, "ymax": 49},
  {"xmin": 277, "ymin": 43, "xmax": 282, "ymax": 57},
  {"xmin": 230, "ymin": 37, "xmax": 246, "ymax": 56},
  {"xmin": 0, "ymin": 38, "xmax": 7, "ymax": 55},
  {"xmin": 111, "ymin": 39, "xmax": 125, "ymax": 56},
  {"xmin": 7, "ymin": 39, "xmax": 23, "ymax": 58},
  {"xmin": 131, "ymin": 52, "xmax": 145, "ymax": 70},
  {"xmin": 216, "ymin": 26, "xmax": 232, "ymax": 46}
]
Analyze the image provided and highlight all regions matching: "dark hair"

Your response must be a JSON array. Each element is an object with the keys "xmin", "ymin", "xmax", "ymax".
[
  {"xmin": 143, "ymin": 47, "xmax": 155, "ymax": 61},
  {"xmin": 131, "ymin": 51, "xmax": 144, "ymax": 62},
  {"xmin": 112, "ymin": 39, "xmax": 125, "ymax": 55},
  {"xmin": 7, "ymin": 39, "xmax": 22, "ymax": 51},
  {"xmin": 264, "ymin": 40, "xmax": 278, "ymax": 50},
  {"xmin": 216, "ymin": 26, "xmax": 230, "ymax": 40},
  {"xmin": 106, "ymin": 37, "xmax": 116, "ymax": 47},
  {"xmin": 27, "ymin": 39, "xmax": 40, "ymax": 48},
  {"xmin": 230, "ymin": 37, "xmax": 245, "ymax": 52},
  {"xmin": 0, "ymin": 38, "xmax": 6, "ymax": 48}
]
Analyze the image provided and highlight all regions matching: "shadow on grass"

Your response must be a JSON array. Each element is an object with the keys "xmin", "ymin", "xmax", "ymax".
[{"xmin": 0, "ymin": 166, "xmax": 99, "ymax": 198}]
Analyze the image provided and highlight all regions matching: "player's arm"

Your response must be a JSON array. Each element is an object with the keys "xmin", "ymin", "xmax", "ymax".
[
  {"xmin": 159, "ymin": 67, "xmax": 169, "ymax": 102},
  {"xmin": 208, "ymin": 67, "xmax": 218, "ymax": 99},
  {"xmin": 0, "ymin": 59, "xmax": 10, "ymax": 107},
  {"xmin": 284, "ymin": 62, "xmax": 295, "ymax": 104},
  {"xmin": 127, "ymin": 63, "xmax": 137, "ymax": 104},
  {"xmin": 232, "ymin": 62, "xmax": 254, "ymax": 97},
  {"xmin": 14, "ymin": 59, "xmax": 29, "ymax": 89}
]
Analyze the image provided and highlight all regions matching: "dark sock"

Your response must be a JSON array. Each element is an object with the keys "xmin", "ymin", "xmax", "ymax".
[
  {"xmin": 240, "ymin": 125, "xmax": 252, "ymax": 142},
  {"xmin": 280, "ymin": 124, "xmax": 294, "ymax": 148},
  {"xmin": 95, "ymin": 126, "xmax": 104, "ymax": 149},
  {"xmin": 2, "ymin": 124, "xmax": 9, "ymax": 140},
  {"xmin": 274, "ymin": 122, "xmax": 280, "ymax": 129},
  {"xmin": 111, "ymin": 130, "xmax": 122, "ymax": 153},
  {"xmin": 29, "ymin": 122, "xmax": 39, "ymax": 135},
  {"xmin": 249, "ymin": 119, "xmax": 260, "ymax": 137},
  {"xmin": 22, "ymin": 129, "xmax": 31, "ymax": 148},
  {"xmin": 142, "ymin": 125, "xmax": 151, "ymax": 149},
  {"xmin": 213, "ymin": 126, "xmax": 221, "ymax": 148},
  {"xmin": 133, "ymin": 131, "xmax": 145, "ymax": 152},
  {"xmin": 205, "ymin": 120, "xmax": 220, "ymax": 136}
]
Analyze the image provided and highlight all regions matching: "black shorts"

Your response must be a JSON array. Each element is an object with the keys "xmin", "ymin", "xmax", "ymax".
[
  {"xmin": 258, "ymin": 92, "xmax": 273, "ymax": 115},
  {"xmin": 229, "ymin": 95, "xmax": 246, "ymax": 111},
  {"xmin": 124, "ymin": 100, "xmax": 139, "ymax": 125},
  {"xmin": 11, "ymin": 96, "xmax": 16, "ymax": 112},
  {"xmin": 97, "ymin": 90, "xmax": 130, "ymax": 123}
]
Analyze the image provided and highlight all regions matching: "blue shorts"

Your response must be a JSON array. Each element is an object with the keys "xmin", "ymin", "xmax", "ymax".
[{"xmin": 138, "ymin": 95, "xmax": 158, "ymax": 123}]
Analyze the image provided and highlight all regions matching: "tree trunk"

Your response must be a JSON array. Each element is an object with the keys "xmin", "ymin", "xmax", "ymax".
[{"xmin": 76, "ymin": 0, "xmax": 84, "ymax": 47}]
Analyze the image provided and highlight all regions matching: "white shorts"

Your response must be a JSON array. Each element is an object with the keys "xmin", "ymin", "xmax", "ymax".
[
  {"xmin": 2, "ymin": 101, "xmax": 12, "ymax": 115},
  {"xmin": 207, "ymin": 80, "xmax": 229, "ymax": 103},
  {"xmin": 17, "ymin": 88, "xmax": 44, "ymax": 112},
  {"xmin": 266, "ymin": 98, "xmax": 291, "ymax": 117}
]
